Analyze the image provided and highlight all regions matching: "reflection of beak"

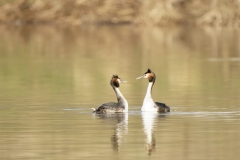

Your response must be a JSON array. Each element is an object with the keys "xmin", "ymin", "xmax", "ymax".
[{"xmin": 136, "ymin": 75, "xmax": 145, "ymax": 80}]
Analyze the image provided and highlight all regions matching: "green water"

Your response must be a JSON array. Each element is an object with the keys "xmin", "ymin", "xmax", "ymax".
[{"xmin": 0, "ymin": 25, "xmax": 240, "ymax": 159}]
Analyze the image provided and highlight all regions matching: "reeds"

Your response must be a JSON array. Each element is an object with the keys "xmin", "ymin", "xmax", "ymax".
[{"xmin": 0, "ymin": 0, "xmax": 239, "ymax": 26}]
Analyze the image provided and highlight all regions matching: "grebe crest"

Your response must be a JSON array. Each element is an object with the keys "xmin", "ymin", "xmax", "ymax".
[
  {"xmin": 110, "ymin": 75, "xmax": 125, "ymax": 88},
  {"xmin": 136, "ymin": 69, "xmax": 156, "ymax": 83}
]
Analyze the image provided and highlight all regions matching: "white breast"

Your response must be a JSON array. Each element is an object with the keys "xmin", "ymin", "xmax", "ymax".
[
  {"xmin": 141, "ymin": 97, "xmax": 157, "ymax": 112},
  {"xmin": 141, "ymin": 82, "xmax": 157, "ymax": 112}
]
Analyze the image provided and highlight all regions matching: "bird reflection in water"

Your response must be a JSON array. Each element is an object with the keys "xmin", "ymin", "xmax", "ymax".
[
  {"xmin": 142, "ymin": 112, "xmax": 167, "ymax": 155},
  {"xmin": 96, "ymin": 113, "xmax": 128, "ymax": 152}
]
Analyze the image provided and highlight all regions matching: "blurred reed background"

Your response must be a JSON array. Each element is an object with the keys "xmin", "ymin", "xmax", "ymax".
[
  {"xmin": 0, "ymin": 0, "xmax": 239, "ymax": 26},
  {"xmin": 1, "ymin": 1, "xmax": 240, "ymax": 159}
]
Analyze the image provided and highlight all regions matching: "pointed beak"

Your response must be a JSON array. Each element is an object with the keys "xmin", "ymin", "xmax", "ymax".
[
  {"xmin": 120, "ymin": 79, "xmax": 127, "ymax": 83},
  {"xmin": 136, "ymin": 75, "xmax": 145, "ymax": 80}
]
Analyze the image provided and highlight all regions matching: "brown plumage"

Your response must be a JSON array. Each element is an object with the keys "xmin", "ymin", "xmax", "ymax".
[
  {"xmin": 155, "ymin": 102, "xmax": 170, "ymax": 113},
  {"xmin": 94, "ymin": 103, "xmax": 125, "ymax": 114}
]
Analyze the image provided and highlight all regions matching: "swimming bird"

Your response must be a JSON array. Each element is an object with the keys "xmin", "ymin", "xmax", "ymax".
[
  {"xmin": 136, "ymin": 69, "xmax": 170, "ymax": 113},
  {"xmin": 92, "ymin": 75, "xmax": 128, "ymax": 114}
]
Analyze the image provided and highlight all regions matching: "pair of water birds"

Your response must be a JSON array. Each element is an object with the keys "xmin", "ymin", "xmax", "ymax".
[{"xmin": 92, "ymin": 69, "xmax": 170, "ymax": 114}]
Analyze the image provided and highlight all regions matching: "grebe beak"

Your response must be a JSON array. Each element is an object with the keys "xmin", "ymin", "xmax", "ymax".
[
  {"xmin": 118, "ymin": 78, "xmax": 127, "ymax": 83},
  {"xmin": 121, "ymin": 80, "xmax": 127, "ymax": 83},
  {"xmin": 136, "ymin": 75, "xmax": 145, "ymax": 80}
]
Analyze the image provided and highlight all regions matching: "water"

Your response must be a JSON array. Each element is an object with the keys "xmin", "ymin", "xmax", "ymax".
[{"xmin": 0, "ymin": 25, "xmax": 240, "ymax": 159}]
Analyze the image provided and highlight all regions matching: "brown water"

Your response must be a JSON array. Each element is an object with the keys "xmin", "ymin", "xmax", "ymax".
[{"xmin": 0, "ymin": 25, "xmax": 240, "ymax": 160}]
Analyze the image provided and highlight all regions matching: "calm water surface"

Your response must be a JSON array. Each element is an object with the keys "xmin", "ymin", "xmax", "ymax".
[{"xmin": 0, "ymin": 25, "xmax": 240, "ymax": 159}]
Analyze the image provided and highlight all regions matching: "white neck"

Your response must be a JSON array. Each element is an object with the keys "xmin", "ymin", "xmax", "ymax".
[
  {"xmin": 141, "ymin": 82, "xmax": 157, "ymax": 112},
  {"xmin": 146, "ymin": 82, "xmax": 153, "ymax": 98},
  {"xmin": 115, "ymin": 88, "xmax": 128, "ymax": 111}
]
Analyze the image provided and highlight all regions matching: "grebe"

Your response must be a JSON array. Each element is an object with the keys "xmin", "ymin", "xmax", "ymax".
[
  {"xmin": 92, "ymin": 75, "xmax": 128, "ymax": 114},
  {"xmin": 136, "ymin": 69, "xmax": 170, "ymax": 113}
]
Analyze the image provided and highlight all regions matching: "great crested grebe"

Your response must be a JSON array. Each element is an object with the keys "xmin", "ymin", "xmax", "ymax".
[
  {"xmin": 136, "ymin": 69, "xmax": 170, "ymax": 113},
  {"xmin": 92, "ymin": 75, "xmax": 128, "ymax": 114}
]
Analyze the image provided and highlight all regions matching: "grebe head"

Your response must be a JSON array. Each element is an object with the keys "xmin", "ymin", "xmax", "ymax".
[
  {"xmin": 136, "ymin": 69, "xmax": 156, "ymax": 82},
  {"xmin": 110, "ymin": 75, "xmax": 127, "ymax": 88}
]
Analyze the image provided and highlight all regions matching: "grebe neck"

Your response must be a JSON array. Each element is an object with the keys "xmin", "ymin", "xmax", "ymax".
[
  {"xmin": 114, "ymin": 87, "xmax": 128, "ymax": 111},
  {"xmin": 141, "ymin": 82, "xmax": 156, "ymax": 111},
  {"xmin": 145, "ymin": 82, "xmax": 154, "ymax": 98}
]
